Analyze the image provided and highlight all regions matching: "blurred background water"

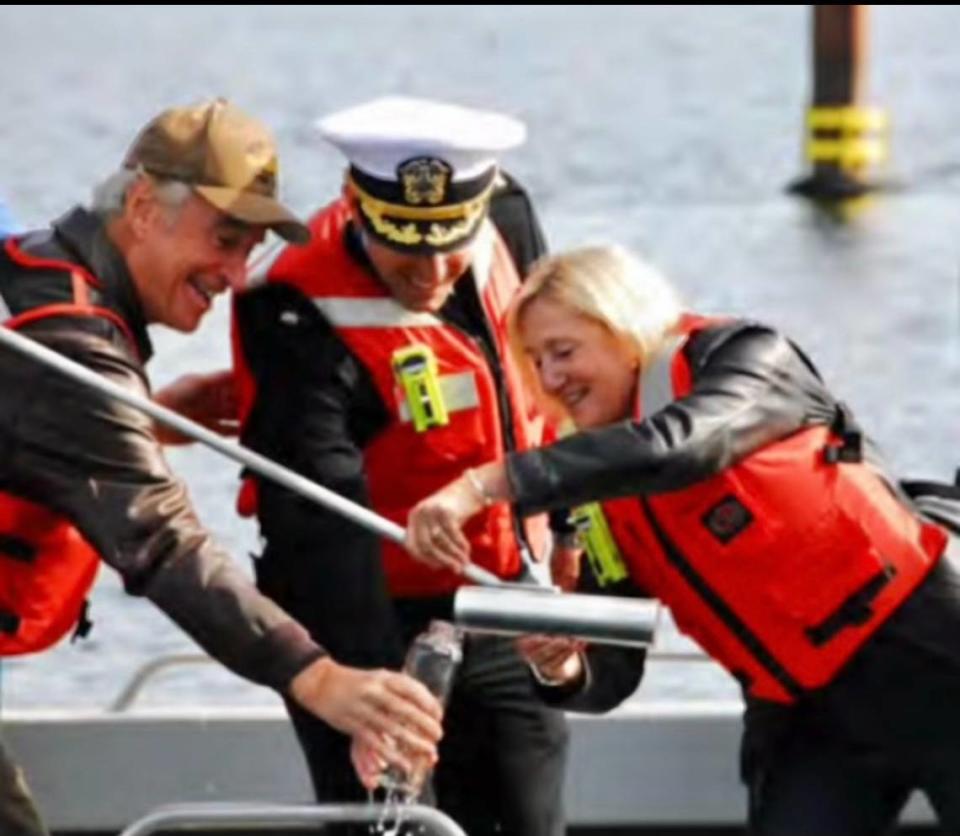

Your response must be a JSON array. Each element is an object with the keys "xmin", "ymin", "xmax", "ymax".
[{"xmin": 1, "ymin": 4, "xmax": 958, "ymax": 712}]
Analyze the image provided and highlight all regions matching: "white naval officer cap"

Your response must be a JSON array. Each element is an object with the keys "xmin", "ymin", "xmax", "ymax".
[{"xmin": 316, "ymin": 96, "xmax": 526, "ymax": 252}]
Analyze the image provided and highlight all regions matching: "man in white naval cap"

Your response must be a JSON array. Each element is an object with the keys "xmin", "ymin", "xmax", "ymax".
[{"xmin": 231, "ymin": 97, "xmax": 572, "ymax": 836}]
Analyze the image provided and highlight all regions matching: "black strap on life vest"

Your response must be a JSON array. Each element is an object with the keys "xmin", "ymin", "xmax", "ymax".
[
  {"xmin": 823, "ymin": 401, "xmax": 863, "ymax": 464},
  {"xmin": 804, "ymin": 565, "xmax": 897, "ymax": 646},
  {"xmin": 70, "ymin": 600, "xmax": 94, "ymax": 642}
]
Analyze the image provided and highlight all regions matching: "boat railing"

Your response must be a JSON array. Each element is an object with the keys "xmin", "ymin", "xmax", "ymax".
[
  {"xmin": 119, "ymin": 801, "xmax": 466, "ymax": 836},
  {"xmin": 107, "ymin": 647, "xmax": 715, "ymax": 712},
  {"xmin": 108, "ymin": 653, "xmax": 226, "ymax": 712}
]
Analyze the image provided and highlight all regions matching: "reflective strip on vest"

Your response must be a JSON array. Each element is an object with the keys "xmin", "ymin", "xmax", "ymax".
[
  {"xmin": 247, "ymin": 239, "xmax": 287, "ymax": 288},
  {"xmin": 0, "ymin": 289, "xmax": 10, "ymax": 322},
  {"xmin": 640, "ymin": 335, "xmax": 686, "ymax": 416},
  {"xmin": 398, "ymin": 370, "xmax": 480, "ymax": 423},
  {"xmin": 314, "ymin": 297, "xmax": 444, "ymax": 328}
]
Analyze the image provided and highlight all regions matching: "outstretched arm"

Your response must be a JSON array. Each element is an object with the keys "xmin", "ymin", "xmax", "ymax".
[{"xmin": 0, "ymin": 315, "xmax": 441, "ymax": 773}]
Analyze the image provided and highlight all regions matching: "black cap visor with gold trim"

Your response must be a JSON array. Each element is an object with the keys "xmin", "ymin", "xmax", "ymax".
[{"xmin": 349, "ymin": 158, "xmax": 497, "ymax": 254}]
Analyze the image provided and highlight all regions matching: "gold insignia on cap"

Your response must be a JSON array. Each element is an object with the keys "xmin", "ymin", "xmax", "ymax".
[{"xmin": 398, "ymin": 157, "xmax": 452, "ymax": 206}]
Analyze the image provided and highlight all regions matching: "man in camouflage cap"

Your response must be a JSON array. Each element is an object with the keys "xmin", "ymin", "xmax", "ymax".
[{"xmin": 0, "ymin": 98, "xmax": 442, "ymax": 836}]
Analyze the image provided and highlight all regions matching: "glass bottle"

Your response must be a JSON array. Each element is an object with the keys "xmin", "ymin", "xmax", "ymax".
[{"xmin": 379, "ymin": 620, "xmax": 463, "ymax": 800}]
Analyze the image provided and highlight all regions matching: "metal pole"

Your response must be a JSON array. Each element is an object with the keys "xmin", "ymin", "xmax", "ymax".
[
  {"xmin": 0, "ymin": 324, "xmax": 502, "ymax": 588},
  {"xmin": 454, "ymin": 586, "xmax": 660, "ymax": 647},
  {"xmin": 119, "ymin": 801, "xmax": 467, "ymax": 836}
]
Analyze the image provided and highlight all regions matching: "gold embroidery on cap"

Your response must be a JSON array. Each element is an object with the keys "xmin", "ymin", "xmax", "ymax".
[
  {"xmin": 359, "ymin": 200, "xmax": 485, "ymax": 248},
  {"xmin": 361, "ymin": 202, "xmax": 422, "ymax": 246},
  {"xmin": 424, "ymin": 212, "xmax": 483, "ymax": 247}
]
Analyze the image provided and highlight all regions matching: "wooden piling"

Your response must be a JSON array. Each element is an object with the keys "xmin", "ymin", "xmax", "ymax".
[{"xmin": 790, "ymin": 5, "xmax": 888, "ymax": 199}]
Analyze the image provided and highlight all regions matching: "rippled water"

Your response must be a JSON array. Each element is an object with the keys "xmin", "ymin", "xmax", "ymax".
[{"xmin": 1, "ymin": 5, "xmax": 958, "ymax": 710}]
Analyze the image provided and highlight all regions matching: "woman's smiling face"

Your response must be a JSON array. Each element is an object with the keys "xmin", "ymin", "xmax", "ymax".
[{"xmin": 518, "ymin": 295, "xmax": 639, "ymax": 428}]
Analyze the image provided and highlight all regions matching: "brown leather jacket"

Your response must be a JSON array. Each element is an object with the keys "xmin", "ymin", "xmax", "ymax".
[{"xmin": 0, "ymin": 207, "xmax": 324, "ymax": 689}]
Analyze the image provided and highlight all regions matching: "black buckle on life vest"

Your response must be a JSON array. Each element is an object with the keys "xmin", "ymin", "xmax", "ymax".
[
  {"xmin": 70, "ymin": 600, "xmax": 94, "ymax": 643},
  {"xmin": 805, "ymin": 565, "xmax": 896, "ymax": 646},
  {"xmin": 823, "ymin": 402, "xmax": 863, "ymax": 464},
  {"xmin": 0, "ymin": 609, "xmax": 20, "ymax": 635}
]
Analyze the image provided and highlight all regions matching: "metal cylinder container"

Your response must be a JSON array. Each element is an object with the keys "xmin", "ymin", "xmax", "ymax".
[{"xmin": 453, "ymin": 586, "xmax": 660, "ymax": 647}]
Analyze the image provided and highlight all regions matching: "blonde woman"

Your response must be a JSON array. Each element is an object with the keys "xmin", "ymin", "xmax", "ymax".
[{"xmin": 405, "ymin": 244, "xmax": 960, "ymax": 835}]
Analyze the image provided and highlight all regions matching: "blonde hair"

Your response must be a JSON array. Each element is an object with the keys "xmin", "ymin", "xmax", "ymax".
[{"xmin": 507, "ymin": 244, "xmax": 683, "ymax": 413}]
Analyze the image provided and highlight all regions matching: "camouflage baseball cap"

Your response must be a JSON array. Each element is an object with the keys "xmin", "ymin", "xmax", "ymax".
[{"xmin": 124, "ymin": 98, "xmax": 309, "ymax": 244}]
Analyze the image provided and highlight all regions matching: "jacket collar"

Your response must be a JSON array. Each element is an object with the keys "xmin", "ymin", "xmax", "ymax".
[{"xmin": 52, "ymin": 206, "xmax": 153, "ymax": 363}]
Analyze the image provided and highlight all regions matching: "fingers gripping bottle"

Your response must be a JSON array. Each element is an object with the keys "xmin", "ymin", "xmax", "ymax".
[{"xmin": 380, "ymin": 620, "xmax": 463, "ymax": 800}]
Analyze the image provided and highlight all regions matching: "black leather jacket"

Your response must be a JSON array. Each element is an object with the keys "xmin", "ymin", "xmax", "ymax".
[{"xmin": 0, "ymin": 207, "xmax": 323, "ymax": 689}]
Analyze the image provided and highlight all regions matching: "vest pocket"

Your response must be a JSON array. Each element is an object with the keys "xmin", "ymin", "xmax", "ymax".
[{"xmin": 764, "ymin": 479, "xmax": 889, "ymax": 630}]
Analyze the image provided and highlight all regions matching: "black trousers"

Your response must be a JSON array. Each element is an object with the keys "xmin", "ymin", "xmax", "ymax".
[
  {"xmin": 285, "ymin": 595, "xmax": 569, "ymax": 836},
  {"xmin": 745, "ymin": 551, "xmax": 960, "ymax": 835}
]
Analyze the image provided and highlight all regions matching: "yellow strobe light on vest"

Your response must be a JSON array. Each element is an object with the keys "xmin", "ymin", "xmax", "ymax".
[
  {"xmin": 393, "ymin": 344, "xmax": 450, "ymax": 432},
  {"xmin": 570, "ymin": 502, "xmax": 628, "ymax": 587}
]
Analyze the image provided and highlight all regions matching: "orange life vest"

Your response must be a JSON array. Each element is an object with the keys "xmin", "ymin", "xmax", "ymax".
[
  {"xmin": 233, "ymin": 199, "xmax": 547, "ymax": 596},
  {"xmin": 601, "ymin": 315, "xmax": 946, "ymax": 702},
  {"xmin": 0, "ymin": 237, "xmax": 137, "ymax": 656}
]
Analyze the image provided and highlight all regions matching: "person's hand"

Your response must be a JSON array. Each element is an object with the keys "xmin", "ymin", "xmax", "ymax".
[
  {"xmin": 549, "ymin": 540, "xmax": 583, "ymax": 592},
  {"xmin": 350, "ymin": 733, "xmax": 437, "ymax": 794},
  {"xmin": 516, "ymin": 634, "xmax": 586, "ymax": 687},
  {"xmin": 405, "ymin": 478, "xmax": 477, "ymax": 574},
  {"xmin": 350, "ymin": 735, "xmax": 389, "ymax": 791},
  {"xmin": 405, "ymin": 463, "xmax": 510, "ymax": 574},
  {"xmin": 153, "ymin": 369, "xmax": 239, "ymax": 444},
  {"xmin": 290, "ymin": 657, "xmax": 443, "ymax": 783}
]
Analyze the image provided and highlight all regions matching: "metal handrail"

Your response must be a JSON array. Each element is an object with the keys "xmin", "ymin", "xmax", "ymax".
[
  {"xmin": 119, "ymin": 801, "xmax": 467, "ymax": 836},
  {"xmin": 109, "ymin": 654, "xmax": 216, "ymax": 712}
]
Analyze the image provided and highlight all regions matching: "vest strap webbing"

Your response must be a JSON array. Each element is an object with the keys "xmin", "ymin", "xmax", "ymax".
[
  {"xmin": 71, "ymin": 600, "xmax": 94, "ymax": 643},
  {"xmin": 804, "ymin": 566, "xmax": 896, "ymax": 646},
  {"xmin": 824, "ymin": 401, "xmax": 864, "ymax": 464}
]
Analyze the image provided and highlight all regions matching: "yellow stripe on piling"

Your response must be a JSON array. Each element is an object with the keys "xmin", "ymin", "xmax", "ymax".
[{"xmin": 805, "ymin": 105, "xmax": 888, "ymax": 171}]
